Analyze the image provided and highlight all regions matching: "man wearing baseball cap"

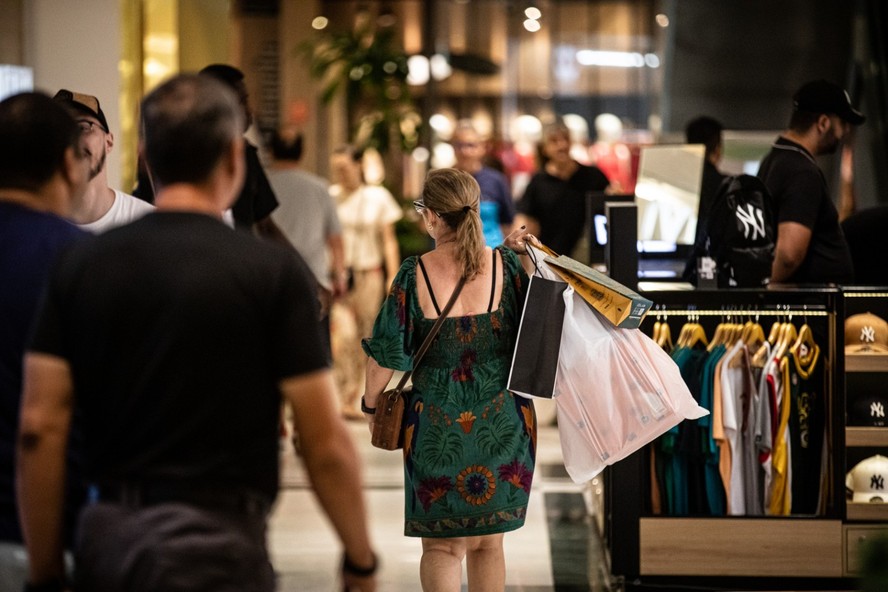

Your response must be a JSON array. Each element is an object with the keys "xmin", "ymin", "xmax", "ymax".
[
  {"xmin": 53, "ymin": 89, "xmax": 154, "ymax": 233},
  {"xmin": 757, "ymin": 79, "xmax": 865, "ymax": 284}
]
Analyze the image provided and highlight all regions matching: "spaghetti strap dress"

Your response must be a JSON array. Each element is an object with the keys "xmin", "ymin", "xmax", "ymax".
[{"xmin": 362, "ymin": 246, "xmax": 537, "ymax": 537}]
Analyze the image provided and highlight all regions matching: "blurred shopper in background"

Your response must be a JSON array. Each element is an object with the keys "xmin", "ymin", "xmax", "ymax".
[
  {"xmin": 17, "ymin": 74, "xmax": 377, "ymax": 592},
  {"xmin": 452, "ymin": 120, "xmax": 515, "ymax": 246},
  {"xmin": 515, "ymin": 118, "xmax": 610, "ymax": 267},
  {"xmin": 53, "ymin": 89, "xmax": 154, "ymax": 233},
  {"xmin": 685, "ymin": 115, "xmax": 727, "ymax": 249},
  {"xmin": 268, "ymin": 130, "xmax": 346, "ymax": 358},
  {"xmin": 329, "ymin": 145, "xmax": 403, "ymax": 419},
  {"xmin": 199, "ymin": 64, "xmax": 290, "ymax": 245},
  {"xmin": 757, "ymin": 79, "xmax": 864, "ymax": 284},
  {"xmin": 0, "ymin": 91, "xmax": 88, "ymax": 591}
]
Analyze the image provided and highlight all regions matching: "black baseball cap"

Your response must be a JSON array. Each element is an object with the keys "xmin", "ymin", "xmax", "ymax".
[
  {"xmin": 52, "ymin": 89, "xmax": 109, "ymax": 132},
  {"xmin": 793, "ymin": 79, "xmax": 866, "ymax": 125},
  {"xmin": 850, "ymin": 393, "xmax": 888, "ymax": 427}
]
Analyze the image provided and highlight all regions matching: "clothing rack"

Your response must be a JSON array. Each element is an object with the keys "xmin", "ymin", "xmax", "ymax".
[
  {"xmin": 648, "ymin": 306, "xmax": 829, "ymax": 317},
  {"xmin": 606, "ymin": 287, "xmax": 851, "ymax": 589}
]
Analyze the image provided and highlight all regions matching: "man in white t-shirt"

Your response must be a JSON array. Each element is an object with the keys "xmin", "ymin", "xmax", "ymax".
[{"xmin": 53, "ymin": 90, "xmax": 154, "ymax": 233}]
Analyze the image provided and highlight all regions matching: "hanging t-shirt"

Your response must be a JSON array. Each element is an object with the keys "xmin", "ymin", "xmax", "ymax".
[
  {"xmin": 698, "ymin": 344, "xmax": 727, "ymax": 515},
  {"xmin": 785, "ymin": 346, "xmax": 825, "ymax": 515},
  {"xmin": 719, "ymin": 341, "xmax": 755, "ymax": 515},
  {"xmin": 768, "ymin": 356, "xmax": 793, "ymax": 515},
  {"xmin": 747, "ymin": 342, "xmax": 772, "ymax": 516},
  {"xmin": 658, "ymin": 345, "xmax": 708, "ymax": 515}
]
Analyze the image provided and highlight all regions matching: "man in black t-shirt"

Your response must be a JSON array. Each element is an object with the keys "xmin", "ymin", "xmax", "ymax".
[
  {"xmin": 199, "ymin": 64, "xmax": 291, "ymax": 245},
  {"xmin": 757, "ymin": 79, "xmax": 865, "ymax": 284},
  {"xmin": 17, "ymin": 74, "xmax": 377, "ymax": 592}
]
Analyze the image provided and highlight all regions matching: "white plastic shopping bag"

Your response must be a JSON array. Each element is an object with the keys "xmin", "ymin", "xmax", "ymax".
[
  {"xmin": 512, "ymin": 244, "xmax": 708, "ymax": 482},
  {"xmin": 553, "ymin": 285, "xmax": 708, "ymax": 482}
]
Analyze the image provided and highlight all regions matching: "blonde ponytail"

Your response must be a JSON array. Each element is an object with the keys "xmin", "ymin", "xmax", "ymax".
[{"xmin": 421, "ymin": 169, "xmax": 485, "ymax": 279}]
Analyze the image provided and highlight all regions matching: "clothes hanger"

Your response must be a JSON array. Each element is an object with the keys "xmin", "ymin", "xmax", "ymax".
[
  {"xmin": 676, "ymin": 314, "xmax": 694, "ymax": 348},
  {"xmin": 707, "ymin": 314, "xmax": 732, "ymax": 351},
  {"xmin": 766, "ymin": 320, "xmax": 781, "ymax": 345},
  {"xmin": 656, "ymin": 316, "xmax": 674, "ymax": 352},
  {"xmin": 744, "ymin": 320, "xmax": 766, "ymax": 351},
  {"xmin": 685, "ymin": 321, "xmax": 709, "ymax": 349},
  {"xmin": 774, "ymin": 316, "xmax": 797, "ymax": 360},
  {"xmin": 790, "ymin": 310, "xmax": 818, "ymax": 366},
  {"xmin": 652, "ymin": 315, "xmax": 662, "ymax": 345}
]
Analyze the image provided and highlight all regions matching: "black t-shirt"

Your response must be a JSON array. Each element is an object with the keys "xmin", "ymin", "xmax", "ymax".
[
  {"xmin": 517, "ymin": 163, "xmax": 610, "ymax": 256},
  {"xmin": 29, "ymin": 212, "xmax": 326, "ymax": 502},
  {"xmin": 692, "ymin": 160, "xmax": 728, "ymax": 247},
  {"xmin": 232, "ymin": 142, "xmax": 279, "ymax": 230},
  {"xmin": 756, "ymin": 137, "xmax": 854, "ymax": 284}
]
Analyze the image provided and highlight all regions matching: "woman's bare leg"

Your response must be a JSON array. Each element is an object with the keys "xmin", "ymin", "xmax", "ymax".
[
  {"xmin": 420, "ymin": 537, "xmax": 466, "ymax": 592},
  {"xmin": 465, "ymin": 533, "xmax": 505, "ymax": 592}
]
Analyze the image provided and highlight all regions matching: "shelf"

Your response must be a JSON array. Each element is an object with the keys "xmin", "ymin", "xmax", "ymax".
[
  {"xmin": 846, "ymin": 427, "xmax": 888, "ymax": 447},
  {"xmin": 846, "ymin": 354, "xmax": 888, "ymax": 372},
  {"xmin": 846, "ymin": 502, "xmax": 888, "ymax": 521}
]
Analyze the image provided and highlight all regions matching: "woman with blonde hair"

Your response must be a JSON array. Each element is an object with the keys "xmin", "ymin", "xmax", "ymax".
[{"xmin": 361, "ymin": 168, "xmax": 536, "ymax": 591}]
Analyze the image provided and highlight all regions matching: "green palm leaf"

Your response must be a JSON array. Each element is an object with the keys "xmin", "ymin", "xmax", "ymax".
[
  {"xmin": 419, "ymin": 424, "xmax": 463, "ymax": 469},
  {"xmin": 476, "ymin": 412, "xmax": 517, "ymax": 456}
]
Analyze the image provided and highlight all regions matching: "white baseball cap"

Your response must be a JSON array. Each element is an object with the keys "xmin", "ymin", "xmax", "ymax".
[{"xmin": 847, "ymin": 455, "xmax": 888, "ymax": 503}]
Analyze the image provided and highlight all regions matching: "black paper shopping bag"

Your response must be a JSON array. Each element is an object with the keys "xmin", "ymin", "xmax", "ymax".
[{"xmin": 507, "ymin": 275, "xmax": 566, "ymax": 399}]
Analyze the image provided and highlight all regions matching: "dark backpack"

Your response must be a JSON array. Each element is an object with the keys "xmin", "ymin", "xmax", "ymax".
[{"xmin": 688, "ymin": 174, "xmax": 776, "ymax": 288}]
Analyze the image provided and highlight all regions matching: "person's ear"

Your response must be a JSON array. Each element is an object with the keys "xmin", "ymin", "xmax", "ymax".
[
  {"xmin": 817, "ymin": 113, "xmax": 831, "ymax": 134},
  {"xmin": 105, "ymin": 130, "xmax": 115, "ymax": 153}
]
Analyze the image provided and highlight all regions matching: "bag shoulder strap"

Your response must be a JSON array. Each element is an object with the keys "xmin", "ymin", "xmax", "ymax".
[{"xmin": 393, "ymin": 274, "xmax": 467, "ymax": 392}]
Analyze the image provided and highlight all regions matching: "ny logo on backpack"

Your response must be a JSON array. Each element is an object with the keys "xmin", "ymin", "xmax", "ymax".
[{"xmin": 688, "ymin": 174, "xmax": 776, "ymax": 288}]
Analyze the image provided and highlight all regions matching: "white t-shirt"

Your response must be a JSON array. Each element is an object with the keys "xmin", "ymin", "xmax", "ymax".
[
  {"xmin": 331, "ymin": 184, "xmax": 403, "ymax": 271},
  {"xmin": 79, "ymin": 190, "xmax": 154, "ymax": 234}
]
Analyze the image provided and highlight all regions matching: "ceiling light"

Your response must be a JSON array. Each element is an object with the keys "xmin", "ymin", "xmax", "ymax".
[
  {"xmin": 655, "ymin": 13, "xmax": 669, "ymax": 27},
  {"xmin": 311, "ymin": 16, "xmax": 328, "ymax": 30},
  {"xmin": 525, "ymin": 6, "xmax": 542, "ymax": 20},
  {"xmin": 430, "ymin": 54, "xmax": 453, "ymax": 81},
  {"xmin": 524, "ymin": 19, "xmax": 541, "ymax": 32},
  {"xmin": 407, "ymin": 55, "xmax": 430, "ymax": 85},
  {"xmin": 576, "ymin": 50, "xmax": 645, "ymax": 68}
]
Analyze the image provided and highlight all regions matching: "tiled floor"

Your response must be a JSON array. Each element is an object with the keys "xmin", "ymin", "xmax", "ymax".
[{"xmin": 268, "ymin": 399, "xmax": 611, "ymax": 591}]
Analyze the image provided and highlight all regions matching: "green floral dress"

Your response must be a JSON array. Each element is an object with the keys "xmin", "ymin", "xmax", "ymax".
[{"xmin": 362, "ymin": 246, "xmax": 537, "ymax": 538}]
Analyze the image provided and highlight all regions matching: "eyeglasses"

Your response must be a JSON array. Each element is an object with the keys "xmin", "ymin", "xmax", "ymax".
[
  {"xmin": 413, "ymin": 200, "xmax": 440, "ymax": 217},
  {"xmin": 76, "ymin": 120, "xmax": 104, "ymax": 134}
]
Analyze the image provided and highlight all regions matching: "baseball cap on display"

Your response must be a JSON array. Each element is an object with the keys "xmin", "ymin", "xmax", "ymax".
[
  {"xmin": 52, "ymin": 89, "xmax": 109, "ymax": 132},
  {"xmin": 848, "ymin": 393, "xmax": 888, "ymax": 427},
  {"xmin": 845, "ymin": 312, "xmax": 888, "ymax": 354},
  {"xmin": 846, "ymin": 455, "xmax": 888, "ymax": 503},
  {"xmin": 793, "ymin": 79, "xmax": 866, "ymax": 126}
]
